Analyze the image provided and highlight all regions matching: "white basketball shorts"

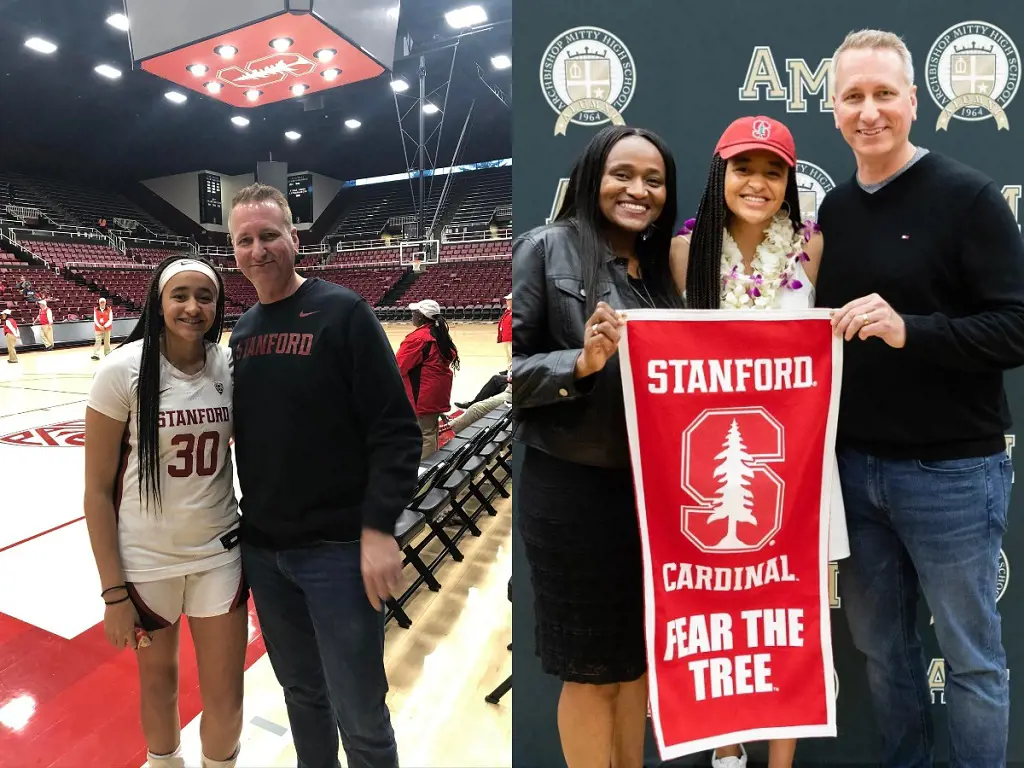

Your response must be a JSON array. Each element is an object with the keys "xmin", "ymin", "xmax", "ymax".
[{"xmin": 126, "ymin": 556, "xmax": 248, "ymax": 632}]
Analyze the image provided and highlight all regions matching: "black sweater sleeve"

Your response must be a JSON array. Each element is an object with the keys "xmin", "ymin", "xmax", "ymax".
[
  {"xmin": 902, "ymin": 181, "xmax": 1024, "ymax": 371},
  {"xmin": 344, "ymin": 298, "xmax": 422, "ymax": 534}
]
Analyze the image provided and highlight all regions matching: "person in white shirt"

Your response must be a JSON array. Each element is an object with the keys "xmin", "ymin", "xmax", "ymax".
[{"xmin": 84, "ymin": 256, "xmax": 245, "ymax": 768}]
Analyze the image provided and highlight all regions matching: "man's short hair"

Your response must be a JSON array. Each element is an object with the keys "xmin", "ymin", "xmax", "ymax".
[
  {"xmin": 230, "ymin": 183, "xmax": 294, "ymax": 228},
  {"xmin": 833, "ymin": 29, "xmax": 915, "ymax": 87}
]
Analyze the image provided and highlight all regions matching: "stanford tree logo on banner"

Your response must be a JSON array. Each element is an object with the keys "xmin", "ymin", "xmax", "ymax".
[
  {"xmin": 681, "ymin": 407, "xmax": 787, "ymax": 556},
  {"xmin": 796, "ymin": 161, "xmax": 836, "ymax": 221},
  {"xmin": 738, "ymin": 47, "xmax": 834, "ymax": 113},
  {"xmin": 927, "ymin": 21, "xmax": 1020, "ymax": 131},
  {"xmin": 540, "ymin": 26, "xmax": 636, "ymax": 136}
]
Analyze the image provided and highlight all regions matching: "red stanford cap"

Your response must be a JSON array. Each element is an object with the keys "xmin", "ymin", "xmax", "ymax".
[{"xmin": 714, "ymin": 115, "xmax": 797, "ymax": 167}]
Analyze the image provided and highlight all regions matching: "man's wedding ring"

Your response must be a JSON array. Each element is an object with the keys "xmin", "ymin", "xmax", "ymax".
[{"xmin": 859, "ymin": 313, "xmax": 870, "ymax": 323}]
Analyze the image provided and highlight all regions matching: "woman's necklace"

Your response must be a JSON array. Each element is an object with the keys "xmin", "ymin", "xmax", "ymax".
[{"xmin": 720, "ymin": 213, "xmax": 811, "ymax": 309}]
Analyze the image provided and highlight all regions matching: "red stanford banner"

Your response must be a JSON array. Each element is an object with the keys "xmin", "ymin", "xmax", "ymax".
[{"xmin": 618, "ymin": 310, "xmax": 841, "ymax": 760}]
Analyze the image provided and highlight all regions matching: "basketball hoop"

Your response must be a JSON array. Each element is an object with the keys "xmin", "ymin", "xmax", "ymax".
[{"xmin": 412, "ymin": 258, "xmax": 423, "ymax": 273}]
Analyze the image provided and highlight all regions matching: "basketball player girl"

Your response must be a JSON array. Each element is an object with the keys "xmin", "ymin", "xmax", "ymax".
[
  {"xmin": 83, "ymin": 256, "xmax": 246, "ymax": 768},
  {"xmin": 669, "ymin": 115, "xmax": 850, "ymax": 768}
]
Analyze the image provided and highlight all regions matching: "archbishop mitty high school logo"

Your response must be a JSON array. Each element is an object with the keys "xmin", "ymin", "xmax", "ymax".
[
  {"xmin": 795, "ymin": 161, "xmax": 836, "ymax": 221},
  {"xmin": 682, "ymin": 407, "xmax": 785, "ymax": 554},
  {"xmin": 927, "ymin": 21, "xmax": 1020, "ymax": 131},
  {"xmin": 540, "ymin": 26, "xmax": 635, "ymax": 136}
]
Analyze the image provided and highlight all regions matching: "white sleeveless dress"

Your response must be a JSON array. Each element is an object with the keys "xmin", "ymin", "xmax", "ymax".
[{"xmin": 723, "ymin": 253, "xmax": 851, "ymax": 561}]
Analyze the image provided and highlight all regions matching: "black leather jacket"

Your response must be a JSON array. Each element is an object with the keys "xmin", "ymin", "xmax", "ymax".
[{"xmin": 511, "ymin": 222, "xmax": 670, "ymax": 468}]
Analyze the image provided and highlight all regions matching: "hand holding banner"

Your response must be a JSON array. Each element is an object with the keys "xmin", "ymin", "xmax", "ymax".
[{"xmin": 618, "ymin": 309, "xmax": 841, "ymax": 760}]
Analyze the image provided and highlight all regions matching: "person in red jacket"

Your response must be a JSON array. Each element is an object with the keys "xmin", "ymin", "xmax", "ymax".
[
  {"xmin": 2, "ymin": 309, "xmax": 17, "ymax": 363},
  {"xmin": 396, "ymin": 299, "xmax": 460, "ymax": 458},
  {"xmin": 497, "ymin": 292, "xmax": 512, "ymax": 368}
]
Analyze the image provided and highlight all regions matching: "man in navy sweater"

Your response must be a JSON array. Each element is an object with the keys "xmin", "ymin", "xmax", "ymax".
[
  {"xmin": 815, "ymin": 30, "xmax": 1024, "ymax": 768},
  {"xmin": 228, "ymin": 183, "xmax": 421, "ymax": 768}
]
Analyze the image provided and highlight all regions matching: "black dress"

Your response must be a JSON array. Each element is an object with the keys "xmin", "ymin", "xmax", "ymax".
[
  {"xmin": 517, "ymin": 271, "xmax": 656, "ymax": 685},
  {"xmin": 518, "ymin": 443, "xmax": 647, "ymax": 684}
]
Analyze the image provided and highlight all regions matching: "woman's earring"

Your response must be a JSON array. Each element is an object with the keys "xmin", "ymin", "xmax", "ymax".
[{"xmin": 779, "ymin": 200, "xmax": 792, "ymax": 219}]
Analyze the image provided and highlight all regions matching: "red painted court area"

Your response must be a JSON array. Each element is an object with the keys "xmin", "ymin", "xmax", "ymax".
[{"xmin": 0, "ymin": 601, "xmax": 266, "ymax": 767}]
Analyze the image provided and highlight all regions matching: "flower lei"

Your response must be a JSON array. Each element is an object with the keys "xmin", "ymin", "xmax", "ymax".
[{"xmin": 677, "ymin": 214, "xmax": 820, "ymax": 309}]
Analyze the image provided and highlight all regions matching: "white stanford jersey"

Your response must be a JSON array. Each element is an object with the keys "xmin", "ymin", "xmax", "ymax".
[{"xmin": 88, "ymin": 339, "xmax": 239, "ymax": 582}]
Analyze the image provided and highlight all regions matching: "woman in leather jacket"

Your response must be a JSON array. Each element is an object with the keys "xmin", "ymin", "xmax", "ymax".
[{"xmin": 511, "ymin": 125, "xmax": 683, "ymax": 768}]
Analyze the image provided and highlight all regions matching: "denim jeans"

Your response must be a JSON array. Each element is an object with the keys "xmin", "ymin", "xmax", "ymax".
[
  {"xmin": 241, "ymin": 540, "xmax": 399, "ymax": 768},
  {"xmin": 837, "ymin": 447, "xmax": 1011, "ymax": 768}
]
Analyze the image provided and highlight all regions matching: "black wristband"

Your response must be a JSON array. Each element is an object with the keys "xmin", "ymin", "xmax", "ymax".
[
  {"xmin": 104, "ymin": 595, "xmax": 130, "ymax": 606},
  {"xmin": 101, "ymin": 585, "xmax": 127, "ymax": 597}
]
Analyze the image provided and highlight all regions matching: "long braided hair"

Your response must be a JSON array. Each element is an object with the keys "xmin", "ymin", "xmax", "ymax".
[
  {"xmin": 413, "ymin": 310, "xmax": 461, "ymax": 371},
  {"xmin": 119, "ymin": 255, "xmax": 226, "ymax": 512},
  {"xmin": 685, "ymin": 154, "xmax": 803, "ymax": 309},
  {"xmin": 553, "ymin": 124, "xmax": 684, "ymax": 317}
]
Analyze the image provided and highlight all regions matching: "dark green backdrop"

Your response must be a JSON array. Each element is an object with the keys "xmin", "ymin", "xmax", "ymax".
[{"xmin": 511, "ymin": 1, "xmax": 1024, "ymax": 765}]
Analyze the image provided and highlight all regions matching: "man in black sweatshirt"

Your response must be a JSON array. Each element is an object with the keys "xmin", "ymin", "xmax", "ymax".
[
  {"xmin": 815, "ymin": 30, "xmax": 1024, "ymax": 768},
  {"xmin": 227, "ymin": 183, "xmax": 421, "ymax": 768}
]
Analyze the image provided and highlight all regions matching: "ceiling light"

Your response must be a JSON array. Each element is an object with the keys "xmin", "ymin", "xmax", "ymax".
[
  {"xmin": 391, "ymin": 79, "xmax": 409, "ymax": 92},
  {"xmin": 491, "ymin": 54, "xmax": 511, "ymax": 70},
  {"xmin": 231, "ymin": 116, "xmax": 249, "ymax": 127},
  {"xmin": 215, "ymin": 45, "xmax": 237, "ymax": 58},
  {"xmin": 345, "ymin": 119, "xmax": 361, "ymax": 129},
  {"xmin": 321, "ymin": 68, "xmax": 341, "ymax": 81},
  {"xmin": 291, "ymin": 84, "xmax": 308, "ymax": 96},
  {"xmin": 245, "ymin": 89, "xmax": 262, "ymax": 101},
  {"xmin": 270, "ymin": 37, "xmax": 293, "ymax": 51},
  {"xmin": 314, "ymin": 48, "xmax": 336, "ymax": 62},
  {"xmin": 164, "ymin": 91, "xmax": 187, "ymax": 104},
  {"xmin": 445, "ymin": 5, "xmax": 487, "ymax": 28},
  {"xmin": 106, "ymin": 13, "xmax": 129, "ymax": 31},
  {"xmin": 188, "ymin": 63, "xmax": 208, "ymax": 76},
  {"xmin": 285, "ymin": 131, "xmax": 301, "ymax": 140},
  {"xmin": 423, "ymin": 103, "xmax": 440, "ymax": 114},
  {"xmin": 24, "ymin": 38, "xmax": 57, "ymax": 54},
  {"xmin": 205, "ymin": 81, "xmax": 222, "ymax": 93},
  {"xmin": 95, "ymin": 64, "xmax": 122, "ymax": 79}
]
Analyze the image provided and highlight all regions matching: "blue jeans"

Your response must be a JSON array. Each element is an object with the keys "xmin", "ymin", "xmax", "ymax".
[
  {"xmin": 241, "ymin": 541, "xmax": 399, "ymax": 768},
  {"xmin": 837, "ymin": 447, "xmax": 1010, "ymax": 768}
]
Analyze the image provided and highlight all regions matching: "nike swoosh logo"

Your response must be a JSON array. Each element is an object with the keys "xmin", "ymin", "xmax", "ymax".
[{"xmin": 299, "ymin": 311, "xmax": 319, "ymax": 317}]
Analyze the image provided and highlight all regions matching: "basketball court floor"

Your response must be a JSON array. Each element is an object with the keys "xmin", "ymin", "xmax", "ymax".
[{"xmin": 0, "ymin": 322, "xmax": 512, "ymax": 768}]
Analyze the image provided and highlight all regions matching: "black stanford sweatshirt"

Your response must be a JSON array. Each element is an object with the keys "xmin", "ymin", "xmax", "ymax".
[{"xmin": 229, "ymin": 278, "xmax": 421, "ymax": 547}]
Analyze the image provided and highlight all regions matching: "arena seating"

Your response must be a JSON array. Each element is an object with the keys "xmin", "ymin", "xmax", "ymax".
[
  {"xmin": 301, "ymin": 266, "xmax": 406, "ymax": 306},
  {"xmin": 20, "ymin": 239, "xmax": 132, "ymax": 269},
  {"xmin": 380, "ymin": 258, "xmax": 511, "ymax": 321},
  {"xmin": 443, "ymin": 166, "xmax": 512, "ymax": 232},
  {"xmin": 29, "ymin": 176, "xmax": 175, "ymax": 237},
  {"xmin": 326, "ymin": 247, "xmax": 402, "ymax": 267},
  {"xmin": 325, "ymin": 166, "xmax": 512, "ymax": 242},
  {"xmin": 130, "ymin": 247, "xmax": 192, "ymax": 264},
  {"xmin": 0, "ymin": 262, "xmax": 111, "ymax": 323}
]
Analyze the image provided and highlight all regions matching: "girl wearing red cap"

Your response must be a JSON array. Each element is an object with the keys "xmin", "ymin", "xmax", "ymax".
[{"xmin": 670, "ymin": 115, "xmax": 849, "ymax": 768}]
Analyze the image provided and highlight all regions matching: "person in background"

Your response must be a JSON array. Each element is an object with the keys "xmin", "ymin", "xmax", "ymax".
[
  {"xmin": 92, "ymin": 296, "xmax": 113, "ymax": 360},
  {"xmin": 513, "ymin": 124, "xmax": 683, "ymax": 768},
  {"xmin": 2, "ymin": 308, "xmax": 17, "ymax": 363},
  {"xmin": 497, "ymin": 292, "xmax": 512, "ymax": 368},
  {"xmin": 396, "ymin": 299, "xmax": 461, "ymax": 459},
  {"xmin": 228, "ymin": 183, "xmax": 420, "ymax": 768},
  {"xmin": 816, "ymin": 29, "xmax": 1024, "ymax": 767},
  {"xmin": 83, "ymin": 255, "xmax": 245, "ymax": 768},
  {"xmin": 38, "ymin": 298, "xmax": 53, "ymax": 349},
  {"xmin": 456, "ymin": 369, "xmax": 510, "ymax": 410}
]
